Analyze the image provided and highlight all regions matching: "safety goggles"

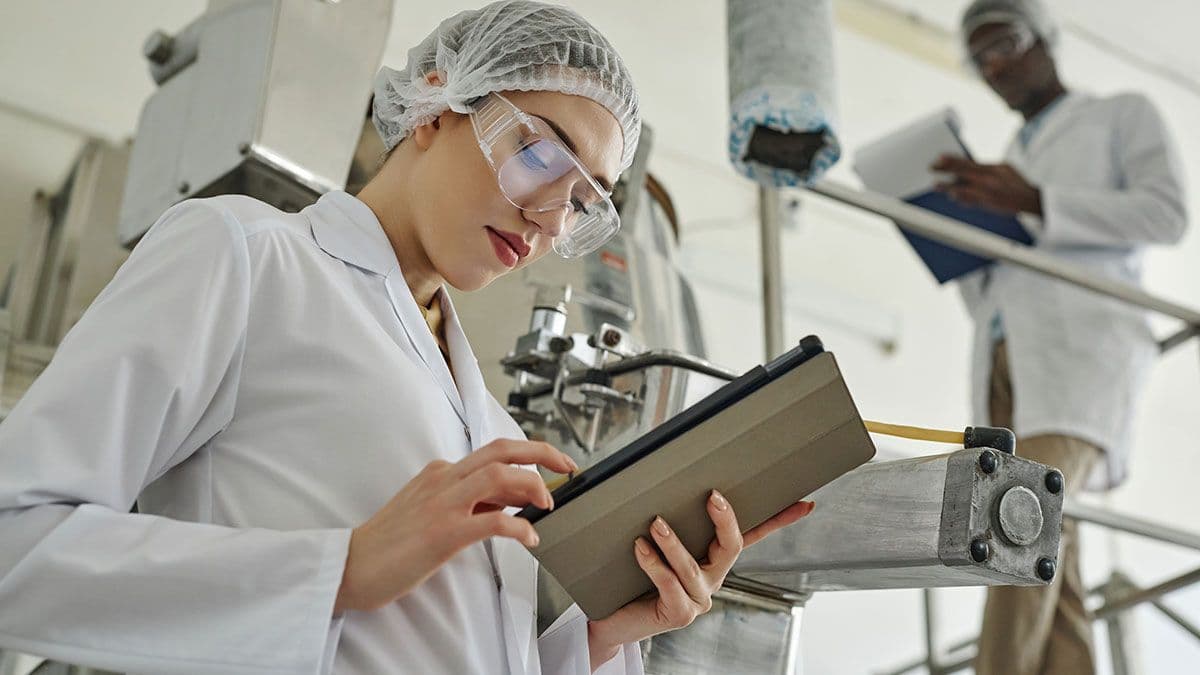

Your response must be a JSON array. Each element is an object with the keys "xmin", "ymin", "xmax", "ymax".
[
  {"xmin": 469, "ymin": 92, "xmax": 620, "ymax": 258},
  {"xmin": 967, "ymin": 23, "xmax": 1036, "ymax": 71}
]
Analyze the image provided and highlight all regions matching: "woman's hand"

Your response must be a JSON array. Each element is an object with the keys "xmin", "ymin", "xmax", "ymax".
[
  {"xmin": 584, "ymin": 491, "xmax": 815, "ymax": 670},
  {"xmin": 334, "ymin": 439, "xmax": 577, "ymax": 614}
]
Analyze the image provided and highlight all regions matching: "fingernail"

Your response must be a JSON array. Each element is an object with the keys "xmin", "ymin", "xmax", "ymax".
[
  {"xmin": 653, "ymin": 516, "xmax": 671, "ymax": 537},
  {"xmin": 710, "ymin": 490, "xmax": 729, "ymax": 511},
  {"xmin": 531, "ymin": 531, "xmax": 541, "ymax": 547},
  {"xmin": 800, "ymin": 501, "xmax": 815, "ymax": 515},
  {"xmin": 564, "ymin": 454, "xmax": 580, "ymax": 472},
  {"xmin": 635, "ymin": 538, "xmax": 651, "ymax": 555}
]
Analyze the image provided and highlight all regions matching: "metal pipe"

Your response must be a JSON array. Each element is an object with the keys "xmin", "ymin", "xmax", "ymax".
[
  {"xmin": 759, "ymin": 185, "xmax": 786, "ymax": 359},
  {"xmin": 521, "ymin": 350, "xmax": 738, "ymax": 398},
  {"xmin": 1094, "ymin": 566, "xmax": 1200, "ymax": 620},
  {"xmin": 1150, "ymin": 599, "xmax": 1200, "ymax": 642},
  {"xmin": 1159, "ymin": 324, "xmax": 1200, "ymax": 353},
  {"xmin": 1064, "ymin": 501, "xmax": 1200, "ymax": 552},
  {"xmin": 807, "ymin": 181, "xmax": 1200, "ymax": 337},
  {"xmin": 922, "ymin": 589, "xmax": 942, "ymax": 675},
  {"xmin": 599, "ymin": 350, "xmax": 739, "ymax": 381},
  {"xmin": 879, "ymin": 635, "xmax": 978, "ymax": 675}
]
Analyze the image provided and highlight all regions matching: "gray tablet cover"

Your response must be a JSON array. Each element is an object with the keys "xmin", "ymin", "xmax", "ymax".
[{"xmin": 530, "ymin": 352, "xmax": 876, "ymax": 618}]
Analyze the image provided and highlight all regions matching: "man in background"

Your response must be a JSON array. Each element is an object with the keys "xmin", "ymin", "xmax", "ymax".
[{"xmin": 932, "ymin": 1, "xmax": 1188, "ymax": 673}]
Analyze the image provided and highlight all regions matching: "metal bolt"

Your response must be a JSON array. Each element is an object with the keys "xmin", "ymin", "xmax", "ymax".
[
  {"xmin": 238, "ymin": 142, "xmax": 251, "ymax": 156},
  {"xmin": 602, "ymin": 329, "xmax": 621, "ymax": 348},
  {"xmin": 1037, "ymin": 557, "xmax": 1056, "ymax": 581},
  {"xmin": 1045, "ymin": 471, "xmax": 1063, "ymax": 494},
  {"xmin": 178, "ymin": 182, "xmax": 190, "ymax": 194},
  {"xmin": 143, "ymin": 30, "xmax": 175, "ymax": 65},
  {"xmin": 549, "ymin": 336, "xmax": 573, "ymax": 354},
  {"xmin": 997, "ymin": 486, "xmax": 1044, "ymax": 546},
  {"xmin": 970, "ymin": 538, "xmax": 990, "ymax": 563},
  {"xmin": 978, "ymin": 450, "xmax": 998, "ymax": 475}
]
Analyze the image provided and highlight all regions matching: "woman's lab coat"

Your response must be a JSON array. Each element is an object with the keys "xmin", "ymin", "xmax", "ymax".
[
  {"xmin": 0, "ymin": 191, "xmax": 644, "ymax": 674},
  {"xmin": 958, "ymin": 91, "xmax": 1188, "ymax": 490}
]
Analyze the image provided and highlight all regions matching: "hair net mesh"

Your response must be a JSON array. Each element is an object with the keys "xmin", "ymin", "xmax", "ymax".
[
  {"xmin": 961, "ymin": 0, "xmax": 1059, "ymax": 49},
  {"xmin": 373, "ymin": 0, "xmax": 641, "ymax": 172}
]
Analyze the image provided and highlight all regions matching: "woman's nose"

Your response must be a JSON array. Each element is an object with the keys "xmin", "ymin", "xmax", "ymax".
[{"xmin": 525, "ymin": 204, "xmax": 570, "ymax": 239}]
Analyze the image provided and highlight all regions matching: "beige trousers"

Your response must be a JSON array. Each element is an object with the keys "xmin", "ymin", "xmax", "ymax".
[{"xmin": 975, "ymin": 342, "xmax": 1101, "ymax": 675}]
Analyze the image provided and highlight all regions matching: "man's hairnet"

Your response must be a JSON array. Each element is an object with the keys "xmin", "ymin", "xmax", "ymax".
[
  {"xmin": 960, "ymin": 0, "xmax": 1059, "ymax": 50},
  {"xmin": 373, "ymin": 0, "xmax": 641, "ymax": 172}
]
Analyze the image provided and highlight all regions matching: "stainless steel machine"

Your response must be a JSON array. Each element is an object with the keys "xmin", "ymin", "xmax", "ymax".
[
  {"xmin": 117, "ymin": 0, "xmax": 391, "ymax": 246},
  {"xmin": 1, "ymin": 140, "xmax": 131, "ymax": 417}
]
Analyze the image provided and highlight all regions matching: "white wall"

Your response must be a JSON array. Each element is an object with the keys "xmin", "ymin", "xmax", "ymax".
[{"xmin": 1, "ymin": 1, "xmax": 1198, "ymax": 673}]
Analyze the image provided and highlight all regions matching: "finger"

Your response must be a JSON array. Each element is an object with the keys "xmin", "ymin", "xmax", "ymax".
[
  {"xmin": 648, "ymin": 517, "xmax": 707, "ymax": 603},
  {"xmin": 946, "ymin": 186, "xmax": 995, "ymax": 208},
  {"xmin": 744, "ymin": 501, "xmax": 815, "ymax": 548},
  {"xmin": 931, "ymin": 154, "xmax": 974, "ymax": 172},
  {"xmin": 455, "ymin": 462, "xmax": 554, "ymax": 511},
  {"xmin": 463, "ymin": 510, "xmax": 540, "ymax": 548},
  {"xmin": 634, "ymin": 538, "xmax": 700, "ymax": 624},
  {"xmin": 456, "ymin": 439, "xmax": 578, "ymax": 477},
  {"xmin": 702, "ymin": 490, "xmax": 743, "ymax": 574}
]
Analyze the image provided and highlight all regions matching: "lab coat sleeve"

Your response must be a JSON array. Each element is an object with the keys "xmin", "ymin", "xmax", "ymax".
[
  {"xmin": 0, "ymin": 200, "xmax": 351, "ymax": 675},
  {"xmin": 1037, "ymin": 94, "xmax": 1189, "ymax": 248},
  {"xmin": 538, "ymin": 604, "xmax": 644, "ymax": 675}
]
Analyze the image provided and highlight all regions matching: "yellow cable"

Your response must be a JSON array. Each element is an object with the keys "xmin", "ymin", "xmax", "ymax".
[
  {"xmin": 863, "ymin": 420, "xmax": 964, "ymax": 445},
  {"xmin": 544, "ymin": 473, "xmax": 574, "ymax": 491}
]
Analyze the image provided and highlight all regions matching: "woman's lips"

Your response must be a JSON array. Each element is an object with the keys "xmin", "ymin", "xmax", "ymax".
[{"xmin": 486, "ymin": 227, "xmax": 520, "ymax": 268}]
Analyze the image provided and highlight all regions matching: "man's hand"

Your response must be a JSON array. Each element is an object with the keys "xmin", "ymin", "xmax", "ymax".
[{"xmin": 932, "ymin": 155, "xmax": 1042, "ymax": 216}]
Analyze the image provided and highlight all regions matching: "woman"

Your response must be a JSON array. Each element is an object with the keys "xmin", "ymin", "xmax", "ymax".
[{"xmin": 0, "ymin": 2, "xmax": 813, "ymax": 673}]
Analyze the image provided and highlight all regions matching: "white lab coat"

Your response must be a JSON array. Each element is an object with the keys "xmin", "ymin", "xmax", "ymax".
[
  {"xmin": 0, "ymin": 191, "xmax": 644, "ymax": 675},
  {"xmin": 959, "ymin": 91, "xmax": 1188, "ymax": 490}
]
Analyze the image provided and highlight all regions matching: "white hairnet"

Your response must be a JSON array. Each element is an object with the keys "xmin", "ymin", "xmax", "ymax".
[
  {"xmin": 373, "ymin": 0, "xmax": 641, "ymax": 172},
  {"xmin": 961, "ymin": 0, "xmax": 1059, "ymax": 49}
]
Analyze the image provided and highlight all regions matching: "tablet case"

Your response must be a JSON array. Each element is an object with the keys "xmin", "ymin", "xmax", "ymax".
[{"xmin": 522, "ymin": 341, "xmax": 876, "ymax": 618}]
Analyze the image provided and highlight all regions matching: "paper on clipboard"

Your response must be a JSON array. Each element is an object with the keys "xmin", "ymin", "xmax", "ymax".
[{"xmin": 852, "ymin": 108, "xmax": 970, "ymax": 199}]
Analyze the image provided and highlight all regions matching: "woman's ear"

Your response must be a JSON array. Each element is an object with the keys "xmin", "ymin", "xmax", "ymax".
[
  {"xmin": 411, "ymin": 71, "xmax": 449, "ymax": 151},
  {"xmin": 411, "ymin": 116, "xmax": 442, "ymax": 151}
]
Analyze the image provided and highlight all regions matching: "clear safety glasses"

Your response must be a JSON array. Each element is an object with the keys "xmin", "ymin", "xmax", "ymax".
[
  {"xmin": 967, "ymin": 23, "xmax": 1036, "ymax": 72},
  {"xmin": 469, "ymin": 92, "xmax": 620, "ymax": 258}
]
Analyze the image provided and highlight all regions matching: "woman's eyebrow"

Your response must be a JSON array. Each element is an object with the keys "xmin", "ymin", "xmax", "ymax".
[{"xmin": 534, "ymin": 114, "xmax": 615, "ymax": 192}]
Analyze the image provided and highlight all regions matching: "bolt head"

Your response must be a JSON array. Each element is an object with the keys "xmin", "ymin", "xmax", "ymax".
[
  {"xmin": 978, "ymin": 450, "xmax": 998, "ymax": 474},
  {"xmin": 178, "ymin": 182, "xmax": 190, "ymax": 194},
  {"xmin": 970, "ymin": 538, "xmax": 990, "ymax": 563},
  {"xmin": 1045, "ymin": 471, "xmax": 1064, "ymax": 494},
  {"xmin": 143, "ymin": 30, "xmax": 174, "ymax": 65},
  {"xmin": 1037, "ymin": 557, "xmax": 1057, "ymax": 581},
  {"xmin": 602, "ymin": 329, "xmax": 621, "ymax": 347}
]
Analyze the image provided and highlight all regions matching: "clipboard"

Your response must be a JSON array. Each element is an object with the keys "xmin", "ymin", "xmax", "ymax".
[
  {"xmin": 518, "ymin": 336, "xmax": 876, "ymax": 619},
  {"xmin": 853, "ymin": 108, "xmax": 1032, "ymax": 284}
]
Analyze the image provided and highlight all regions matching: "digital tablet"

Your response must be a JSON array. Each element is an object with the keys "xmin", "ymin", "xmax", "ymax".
[{"xmin": 519, "ymin": 336, "xmax": 877, "ymax": 618}]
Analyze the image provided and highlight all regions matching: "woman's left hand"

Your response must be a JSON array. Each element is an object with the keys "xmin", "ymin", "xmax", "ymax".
[{"xmin": 584, "ymin": 491, "xmax": 815, "ymax": 670}]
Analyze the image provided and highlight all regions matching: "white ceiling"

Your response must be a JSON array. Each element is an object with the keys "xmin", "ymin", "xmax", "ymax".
[{"xmin": 4, "ymin": 0, "xmax": 1198, "ymax": 183}]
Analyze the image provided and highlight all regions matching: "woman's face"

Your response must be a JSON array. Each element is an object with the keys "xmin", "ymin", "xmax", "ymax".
[{"xmin": 406, "ymin": 90, "xmax": 624, "ymax": 292}]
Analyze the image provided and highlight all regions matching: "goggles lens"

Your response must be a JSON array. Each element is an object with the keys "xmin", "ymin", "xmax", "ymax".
[{"xmin": 471, "ymin": 94, "xmax": 620, "ymax": 258}]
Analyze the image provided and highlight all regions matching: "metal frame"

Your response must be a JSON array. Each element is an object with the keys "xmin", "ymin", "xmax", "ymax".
[{"xmin": 785, "ymin": 181, "xmax": 1200, "ymax": 675}]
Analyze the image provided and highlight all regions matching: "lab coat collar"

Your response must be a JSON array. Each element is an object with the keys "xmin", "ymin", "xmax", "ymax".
[
  {"xmin": 307, "ymin": 191, "xmax": 471, "ymax": 428},
  {"xmin": 307, "ymin": 190, "xmax": 400, "ymax": 278},
  {"xmin": 1012, "ymin": 91, "xmax": 1091, "ymax": 160}
]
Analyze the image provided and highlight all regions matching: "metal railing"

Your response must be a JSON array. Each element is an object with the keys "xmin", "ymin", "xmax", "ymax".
[{"xmin": 773, "ymin": 180, "xmax": 1200, "ymax": 675}]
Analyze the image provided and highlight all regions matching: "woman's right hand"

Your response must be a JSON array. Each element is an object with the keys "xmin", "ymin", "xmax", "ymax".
[{"xmin": 333, "ymin": 439, "xmax": 578, "ymax": 614}]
